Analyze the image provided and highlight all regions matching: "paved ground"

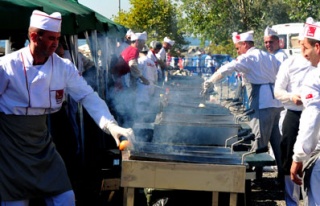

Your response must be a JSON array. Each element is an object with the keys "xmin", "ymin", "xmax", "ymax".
[
  {"xmin": 131, "ymin": 170, "xmax": 304, "ymax": 206},
  {"xmin": 251, "ymin": 170, "xmax": 304, "ymax": 206}
]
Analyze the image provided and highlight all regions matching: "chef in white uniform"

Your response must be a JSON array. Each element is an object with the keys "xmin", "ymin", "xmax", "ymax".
[
  {"xmin": 202, "ymin": 30, "xmax": 284, "ymax": 184},
  {"xmin": 290, "ymin": 21, "xmax": 320, "ymax": 206},
  {"xmin": 264, "ymin": 24, "xmax": 289, "ymax": 197},
  {"xmin": 136, "ymin": 45, "xmax": 158, "ymax": 113},
  {"xmin": 274, "ymin": 32, "xmax": 311, "ymax": 206},
  {"xmin": 264, "ymin": 26, "xmax": 288, "ymax": 62},
  {"xmin": 147, "ymin": 40, "xmax": 162, "ymax": 81},
  {"xmin": 0, "ymin": 10, "xmax": 134, "ymax": 206},
  {"xmin": 274, "ymin": 18, "xmax": 317, "ymax": 206},
  {"xmin": 156, "ymin": 37, "xmax": 175, "ymax": 82}
]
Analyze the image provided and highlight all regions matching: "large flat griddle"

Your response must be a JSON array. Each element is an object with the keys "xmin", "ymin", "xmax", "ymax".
[
  {"xmin": 128, "ymin": 142, "xmax": 275, "ymax": 168},
  {"xmin": 162, "ymin": 104, "xmax": 231, "ymax": 115},
  {"xmin": 129, "ymin": 142, "xmax": 242, "ymax": 165},
  {"xmin": 129, "ymin": 151, "xmax": 243, "ymax": 165},
  {"xmin": 152, "ymin": 121, "xmax": 240, "ymax": 146},
  {"xmin": 155, "ymin": 112, "xmax": 235, "ymax": 124}
]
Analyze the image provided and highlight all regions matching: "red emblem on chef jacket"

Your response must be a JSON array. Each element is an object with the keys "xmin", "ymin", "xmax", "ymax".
[{"xmin": 305, "ymin": 93, "xmax": 313, "ymax": 99}]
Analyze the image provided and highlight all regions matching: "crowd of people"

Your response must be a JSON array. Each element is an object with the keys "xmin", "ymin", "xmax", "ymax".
[
  {"xmin": 110, "ymin": 30, "xmax": 175, "ymax": 127},
  {"xmin": 202, "ymin": 17, "xmax": 320, "ymax": 206}
]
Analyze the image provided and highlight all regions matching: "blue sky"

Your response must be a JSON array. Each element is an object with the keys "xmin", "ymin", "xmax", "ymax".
[{"xmin": 78, "ymin": 0, "xmax": 131, "ymax": 19}]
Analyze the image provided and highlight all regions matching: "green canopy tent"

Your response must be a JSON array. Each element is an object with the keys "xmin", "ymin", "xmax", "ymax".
[{"xmin": 0, "ymin": 0, "xmax": 126, "ymax": 38}]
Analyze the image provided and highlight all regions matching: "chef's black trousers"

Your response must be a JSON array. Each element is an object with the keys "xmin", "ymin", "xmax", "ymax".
[{"xmin": 281, "ymin": 109, "xmax": 302, "ymax": 174}]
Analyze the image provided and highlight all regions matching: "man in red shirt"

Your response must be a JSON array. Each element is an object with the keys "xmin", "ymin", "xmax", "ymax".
[{"xmin": 112, "ymin": 31, "xmax": 149, "ymax": 89}]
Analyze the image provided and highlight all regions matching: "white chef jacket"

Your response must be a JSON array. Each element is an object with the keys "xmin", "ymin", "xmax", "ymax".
[
  {"xmin": 147, "ymin": 50, "xmax": 157, "ymax": 65},
  {"xmin": 274, "ymin": 49, "xmax": 288, "ymax": 63},
  {"xmin": 138, "ymin": 56, "xmax": 158, "ymax": 84},
  {"xmin": 147, "ymin": 50, "xmax": 162, "ymax": 74},
  {"xmin": 156, "ymin": 47, "xmax": 166, "ymax": 62},
  {"xmin": 274, "ymin": 55, "xmax": 311, "ymax": 111},
  {"xmin": 293, "ymin": 64, "xmax": 320, "ymax": 162},
  {"xmin": 209, "ymin": 47, "xmax": 282, "ymax": 109},
  {"xmin": 136, "ymin": 55, "xmax": 158, "ymax": 103},
  {"xmin": 0, "ymin": 47, "xmax": 116, "ymax": 129}
]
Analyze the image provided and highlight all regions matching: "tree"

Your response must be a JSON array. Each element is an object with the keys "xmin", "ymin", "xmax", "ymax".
[
  {"xmin": 112, "ymin": 0, "xmax": 187, "ymax": 52},
  {"xmin": 284, "ymin": 0, "xmax": 320, "ymax": 22},
  {"xmin": 176, "ymin": 0, "xmax": 291, "ymax": 54}
]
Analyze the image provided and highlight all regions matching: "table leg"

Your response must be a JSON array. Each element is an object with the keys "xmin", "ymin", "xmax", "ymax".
[
  {"xmin": 123, "ymin": 187, "xmax": 135, "ymax": 206},
  {"xmin": 212, "ymin": 192, "xmax": 219, "ymax": 206},
  {"xmin": 229, "ymin": 193, "xmax": 238, "ymax": 206}
]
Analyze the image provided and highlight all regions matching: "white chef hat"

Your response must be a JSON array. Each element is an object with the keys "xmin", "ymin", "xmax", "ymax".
[
  {"xmin": 264, "ymin": 26, "xmax": 278, "ymax": 37},
  {"xmin": 30, "ymin": 10, "xmax": 62, "ymax": 32},
  {"xmin": 302, "ymin": 17, "xmax": 320, "ymax": 41},
  {"xmin": 306, "ymin": 17, "xmax": 315, "ymax": 25},
  {"xmin": 232, "ymin": 30, "xmax": 254, "ymax": 43},
  {"xmin": 303, "ymin": 23, "xmax": 320, "ymax": 41},
  {"xmin": 131, "ymin": 31, "xmax": 147, "ymax": 41},
  {"xmin": 150, "ymin": 40, "xmax": 162, "ymax": 49},
  {"xmin": 126, "ymin": 29, "xmax": 134, "ymax": 37},
  {"xmin": 164, "ymin": 37, "xmax": 175, "ymax": 46}
]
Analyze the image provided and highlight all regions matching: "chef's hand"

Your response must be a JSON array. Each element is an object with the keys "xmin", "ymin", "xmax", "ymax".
[
  {"xmin": 291, "ymin": 94, "xmax": 302, "ymax": 106},
  {"xmin": 140, "ymin": 76, "xmax": 150, "ymax": 85},
  {"xmin": 290, "ymin": 161, "xmax": 303, "ymax": 185},
  {"xmin": 103, "ymin": 122, "xmax": 135, "ymax": 147}
]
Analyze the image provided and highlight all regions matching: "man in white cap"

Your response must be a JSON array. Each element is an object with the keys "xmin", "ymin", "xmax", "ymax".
[
  {"xmin": 156, "ymin": 37, "xmax": 175, "ymax": 82},
  {"xmin": 264, "ymin": 26, "xmax": 288, "ymax": 62},
  {"xmin": 110, "ymin": 31, "xmax": 150, "ymax": 126},
  {"xmin": 290, "ymin": 20, "xmax": 320, "ymax": 206},
  {"xmin": 202, "ymin": 30, "xmax": 284, "ymax": 186},
  {"xmin": 148, "ymin": 40, "xmax": 162, "ymax": 65},
  {"xmin": 136, "ymin": 45, "xmax": 158, "ymax": 115},
  {"xmin": 111, "ymin": 31, "xmax": 150, "ymax": 88},
  {"xmin": 263, "ymin": 25, "xmax": 288, "ymax": 184},
  {"xmin": 148, "ymin": 41, "xmax": 162, "ymax": 82},
  {"xmin": 274, "ymin": 23, "xmax": 311, "ymax": 205},
  {"xmin": 157, "ymin": 37, "xmax": 175, "ymax": 63},
  {"xmin": 0, "ymin": 10, "xmax": 135, "ymax": 206}
]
